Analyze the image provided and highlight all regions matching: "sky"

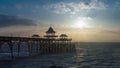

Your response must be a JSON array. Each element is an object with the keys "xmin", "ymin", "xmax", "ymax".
[{"xmin": 0, "ymin": 0, "xmax": 120, "ymax": 42}]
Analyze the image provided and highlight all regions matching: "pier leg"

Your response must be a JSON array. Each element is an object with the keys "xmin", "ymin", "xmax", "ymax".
[
  {"xmin": 8, "ymin": 41, "xmax": 14, "ymax": 59},
  {"xmin": 27, "ymin": 41, "xmax": 31, "ymax": 56},
  {"xmin": 0, "ymin": 41, "xmax": 3, "ymax": 50},
  {"xmin": 17, "ymin": 42, "xmax": 21, "ymax": 56},
  {"xmin": 39, "ymin": 41, "xmax": 41, "ymax": 54}
]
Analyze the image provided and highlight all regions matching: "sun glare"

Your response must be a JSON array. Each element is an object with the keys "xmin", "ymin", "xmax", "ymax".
[{"xmin": 72, "ymin": 20, "xmax": 88, "ymax": 29}]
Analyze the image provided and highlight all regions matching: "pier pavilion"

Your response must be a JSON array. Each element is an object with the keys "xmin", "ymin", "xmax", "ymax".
[{"xmin": 0, "ymin": 27, "xmax": 75, "ymax": 59}]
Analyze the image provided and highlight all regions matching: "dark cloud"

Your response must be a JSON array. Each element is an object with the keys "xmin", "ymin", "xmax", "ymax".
[{"xmin": 0, "ymin": 14, "xmax": 36, "ymax": 27}]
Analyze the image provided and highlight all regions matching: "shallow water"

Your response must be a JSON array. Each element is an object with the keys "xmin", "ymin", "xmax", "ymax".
[{"xmin": 0, "ymin": 42, "xmax": 120, "ymax": 68}]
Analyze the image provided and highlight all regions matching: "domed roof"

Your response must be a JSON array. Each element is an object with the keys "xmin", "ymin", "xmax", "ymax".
[
  {"xmin": 46, "ymin": 27, "xmax": 56, "ymax": 33},
  {"xmin": 60, "ymin": 34, "xmax": 68, "ymax": 37},
  {"xmin": 32, "ymin": 34, "xmax": 40, "ymax": 37}
]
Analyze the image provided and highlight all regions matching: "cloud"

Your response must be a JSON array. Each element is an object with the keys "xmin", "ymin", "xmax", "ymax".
[
  {"xmin": 0, "ymin": 14, "xmax": 36, "ymax": 27},
  {"xmin": 44, "ymin": 2, "xmax": 71, "ymax": 14},
  {"xmin": 44, "ymin": 0, "xmax": 107, "ymax": 14},
  {"xmin": 100, "ymin": 29, "xmax": 120, "ymax": 35}
]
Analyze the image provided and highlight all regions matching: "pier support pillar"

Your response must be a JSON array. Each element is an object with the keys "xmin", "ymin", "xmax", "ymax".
[
  {"xmin": 0, "ymin": 41, "xmax": 3, "ymax": 49},
  {"xmin": 27, "ymin": 41, "xmax": 30, "ymax": 56},
  {"xmin": 17, "ymin": 41, "xmax": 21, "ymax": 56},
  {"xmin": 8, "ymin": 41, "xmax": 14, "ymax": 59}
]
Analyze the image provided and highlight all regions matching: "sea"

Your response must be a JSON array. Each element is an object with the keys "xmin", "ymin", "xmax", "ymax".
[{"xmin": 0, "ymin": 42, "xmax": 120, "ymax": 68}]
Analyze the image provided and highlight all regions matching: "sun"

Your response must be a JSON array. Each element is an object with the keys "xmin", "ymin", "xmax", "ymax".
[{"xmin": 72, "ymin": 20, "xmax": 88, "ymax": 29}]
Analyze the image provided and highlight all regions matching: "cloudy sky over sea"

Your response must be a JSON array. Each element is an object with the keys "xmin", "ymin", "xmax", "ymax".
[{"xmin": 0, "ymin": 0, "xmax": 120, "ymax": 42}]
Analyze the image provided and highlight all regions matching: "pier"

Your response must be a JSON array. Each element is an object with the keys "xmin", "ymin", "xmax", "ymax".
[{"xmin": 0, "ymin": 27, "xmax": 75, "ymax": 59}]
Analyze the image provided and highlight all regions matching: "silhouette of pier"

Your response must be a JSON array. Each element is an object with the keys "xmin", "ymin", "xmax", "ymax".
[{"xmin": 0, "ymin": 27, "xmax": 75, "ymax": 59}]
